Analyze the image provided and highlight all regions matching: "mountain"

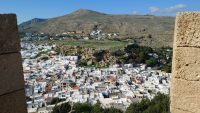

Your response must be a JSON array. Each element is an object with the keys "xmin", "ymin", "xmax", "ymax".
[
  {"xmin": 19, "ymin": 9, "xmax": 175, "ymax": 47},
  {"xmin": 19, "ymin": 18, "xmax": 47, "ymax": 27}
]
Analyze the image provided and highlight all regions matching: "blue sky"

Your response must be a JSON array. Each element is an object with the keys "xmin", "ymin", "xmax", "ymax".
[{"xmin": 0, "ymin": 0, "xmax": 200, "ymax": 23}]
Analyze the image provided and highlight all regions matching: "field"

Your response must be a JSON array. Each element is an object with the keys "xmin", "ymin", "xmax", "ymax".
[{"xmin": 34, "ymin": 39, "xmax": 131, "ymax": 51}]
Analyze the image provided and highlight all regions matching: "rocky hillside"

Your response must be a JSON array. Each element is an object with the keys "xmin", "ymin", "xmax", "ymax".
[
  {"xmin": 19, "ymin": 18, "xmax": 47, "ymax": 28},
  {"xmin": 19, "ymin": 9, "xmax": 175, "ymax": 47}
]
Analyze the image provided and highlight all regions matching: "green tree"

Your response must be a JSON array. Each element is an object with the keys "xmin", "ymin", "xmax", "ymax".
[
  {"xmin": 125, "ymin": 93, "xmax": 169, "ymax": 113},
  {"xmin": 52, "ymin": 102, "xmax": 71, "ymax": 113},
  {"xmin": 145, "ymin": 59, "xmax": 157, "ymax": 67},
  {"xmin": 161, "ymin": 63, "xmax": 172, "ymax": 73},
  {"xmin": 103, "ymin": 107, "xmax": 123, "ymax": 113},
  {"xmin": 126, "ymin": 99, "xmax": 151, "ymax": 113},
  {"xmin": 72, "ymin": 102, "xmax": 93, "ymax": 113},
  {"xmin": 50, "ymin": 98, "xmax": 65, "ymax": 105},
  {"xmin": 92, "ymin": 100, "xmax": 103, "ymax": 113}
]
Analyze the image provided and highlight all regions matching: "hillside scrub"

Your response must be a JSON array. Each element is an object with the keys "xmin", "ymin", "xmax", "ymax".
[{"xmin": 52, "ymin": 93, "xmax": 169, "ymax": 113}]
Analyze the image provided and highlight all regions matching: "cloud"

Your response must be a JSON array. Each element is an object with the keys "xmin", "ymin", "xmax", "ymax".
[
  {"xmin": 149, "ymin": 4, "xmax": 187, "ymax": 14},
  {"xmin": 165, "ymin": 4, "xmax": 187, "ymax": 13},
  {"xmin": 132, "ymin": 11, "xmax": 139, "ymax": 15},
  {"xmin": 149, "ymin": 6, "xmax": 160, "ymax": 13}
]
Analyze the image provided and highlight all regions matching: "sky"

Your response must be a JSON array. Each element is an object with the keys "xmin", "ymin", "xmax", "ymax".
[{"xmin": 0, "ymin": 0, "xmax": 200, "ymax": 24}]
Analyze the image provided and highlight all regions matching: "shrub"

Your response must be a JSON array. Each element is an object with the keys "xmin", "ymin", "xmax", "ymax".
[{"xmin": 52, "ymin": 102, "xmax": 71, "ymax": 113}]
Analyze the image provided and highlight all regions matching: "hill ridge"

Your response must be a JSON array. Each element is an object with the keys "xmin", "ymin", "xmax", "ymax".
[{"xmin": 19, "ymin": 9, "xmax": 175, "ymax": 47}]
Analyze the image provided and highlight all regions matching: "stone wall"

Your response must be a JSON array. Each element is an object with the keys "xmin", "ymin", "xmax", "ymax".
[
  {"xmin": 171, "ymin": 12, "xmax": 200, "ymax": 113},
  {"xmin": 0, "ymin": 14, "xmax": 27, "ymax": 113}
]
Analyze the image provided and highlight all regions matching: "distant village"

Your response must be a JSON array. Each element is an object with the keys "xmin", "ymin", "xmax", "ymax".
[
  {"xmin": 21, "ymin": 40, "xmax": 171, "ymax": 113},
  {"xmin": 21, "ymin": 26, "xmax": 121, "ymax": 41}
]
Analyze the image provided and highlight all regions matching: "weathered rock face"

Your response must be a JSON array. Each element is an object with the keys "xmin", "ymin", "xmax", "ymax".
[
  {"xmin": 171, "ymin": 12, "xmax": 200, "ymax": 113},
  {"xmin": 0, "ymin": 14, "xmax": 27, "ymax": 113}
]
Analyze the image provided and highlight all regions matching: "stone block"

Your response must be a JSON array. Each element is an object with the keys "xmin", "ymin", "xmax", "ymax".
[
  {"xmin": 170, "ymin": 79, "xmax": 200, "ymax": 113},
  {"xmin": 0, "ymin": 14, "xmax": 20, "ymax": 54},
  {"xmin": 170, "ymin": 79, "xmax": 200, "ymax": 97},
  {"xmin": 174, "ymin": 12, "xmax": 200, "ymax": 47},
  {"xmin": 0, "ymin": 89, "xmax": 27, "ymax": 113},
  {"xmin": 172, "ymin": 47, "xmax": 200, "ymax": 81},
  {"xmin": 0, "ymin": 53, "xmax": 24, "ymax": 96},
  {"xmin": 170, "ymin": 107, "xmax": 193, "ymax": 113},
  {"xmin": 171, "ymin": 94, "xmax": 200, "ymax": 113}
]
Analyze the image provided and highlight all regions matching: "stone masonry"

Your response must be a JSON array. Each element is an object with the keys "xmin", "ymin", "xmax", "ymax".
[
  {"xmin": 171, "ymin": 12, "xmax": 200, "ymax": 113},
  {"xmin": 0, "ymin": 14, "xmax": 27, "ymax": 113}
]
